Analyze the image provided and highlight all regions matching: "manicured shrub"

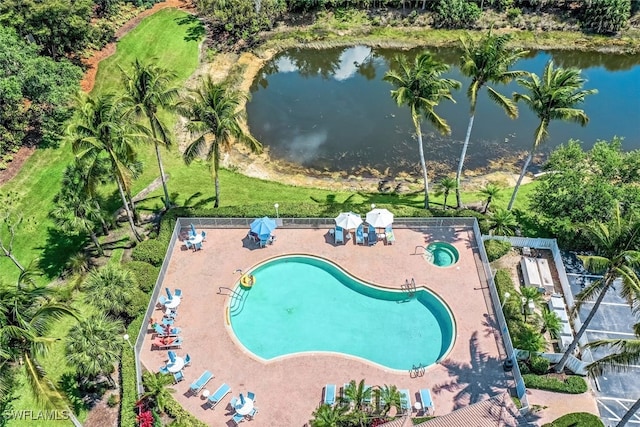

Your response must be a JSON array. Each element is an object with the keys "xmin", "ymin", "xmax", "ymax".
[
  {"xmin": 131, "ymin": 239, "xmax": 166, "ymax": 267},
  {"xmin": 125, "ymin": 261, "xmax": 160, "ymax": 293},
  {"xmin": 542, "ymin": 412, "xmax": 604, "ymax": 427},
  {"xmin": 523, "ymin": 374, "xmax": 588, "ymax": 394},
  {"xmin": 164, "ymin": 397, "xmax": 208, "ymax": 426},
  {"xmin": 530, "ymin": 355, "xmax": 550, "ymax": 375},
  {"xmin": 518, "ymin": 360, "xmax": 530, "ymax": 375},
  {"xmin": 494, "ymin": 269, "xmax": 516, "ymax": 297},
  {"xmin": 484, "ymin": 239, "xmax": 512, "ymax": 261},
  {"xmin": 120, "ymin": 315, "xmax": 144, "ymax": 427}
]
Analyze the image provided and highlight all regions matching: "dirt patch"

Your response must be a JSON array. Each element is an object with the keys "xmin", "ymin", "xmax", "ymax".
[{"xmin": 0, "ymin": 146, "xmax": 36, "ymax": 185}]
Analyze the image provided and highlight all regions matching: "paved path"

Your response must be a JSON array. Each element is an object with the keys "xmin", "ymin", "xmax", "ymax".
[{"xmin": 525, "ymin": 388, "xmax": 599, "ymax": 425}]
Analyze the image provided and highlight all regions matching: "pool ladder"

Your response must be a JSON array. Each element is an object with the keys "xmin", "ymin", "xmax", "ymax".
[
  {"xmin": 217, "ymin": 287, "xmax": 246, "ymax": 315},
  {"xmin": 413, "ymin": 245, "xmax": 427, "ymax": 255},
  {"xmin": 400, "ymin": 278, "xmax": 416, "ymax": 301}
]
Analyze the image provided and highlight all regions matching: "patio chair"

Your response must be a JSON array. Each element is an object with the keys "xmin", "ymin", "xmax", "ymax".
[
  {"xmin": 229, "ymin": 396, "xmax": 239, "ymax": 409},
  {"xmin": 168, "ymin": 351, "xmax": 177, "ymax": 363},
  {"xmin": 419, "ymin": 388, "xmax": 434, "ymax": 415},
  {"xmin": 323, "ymin": 384, "xmax": 336, "ymax": 405},
  {"xmin": 367, "ymin": 225, "xmax": 377, "ymax": 246},
  {"xmin": 207, "ymin": 383, "xmax": 231, "ymax": 409},
  {"xmin": 201, "ymin": 231, "xmax": 206, "ymax": 241},
  {"xmin": 184, "ymin": 354, "xmax": 191, "ymax": 367},
  {"xmin": 231, "ymin": 412, "xmax": 245, "ymax": 425},
  {"xmin": 189, "ymin": 370, "xmax": 213, "ymax": 395},
  {"xmin": 334, "ymin": 227, "xmax": 344, "ymax": 245},
  {"xmin": 174, "ymin": 288, "xmax": 182, "ymax": 298},
  {"xmin": 173, "ymin": 371, "xmax": 184, "ymax": 384},
  {"xmin": 165, "ymin": 288, "xmax": 173, "ymax": 300},
  {"xmin": 399, "ymin": 389, "xmax": 411, "ymax": 413},
  {"xmin": 385, "ymin": 225, "xmax": 395, "ymax": 245},
  {"xmin": 189, "ymin": 224, "xmax": 196, "ymax": 238},
  {"xmin": 195, "ymin": 242, "xmax": 203, "ymax": 251},
  {"xmin": 161, "ymin": 317, "xmax": 174, "ymax": 326},
  {"xmin": 153, "ymin": 324, "xmax": 180, "ymax": 337},
  {"xmin": 247, "ymin": 407, "xmax": 258, "ymax": 420},
  {"xmin": 355, "ymin": 225, "xmax": 365, "ymax": 245},
  {"xmin": 185, "ymin": 239, "xmax": 193, "ymax": 250},
  {"xmin": 247, "ymin": 391, "xmax": 255, "ymax": 402},
  {"xmin": 259, "ymin": 238, "xmax": 268, "ymax": 248},
  {"xmin": 158, "ymin": 296, "xmax": 168, "ymax": 306},
  {"xmin": 158, "ymin": 365, "xmax": 169, "ymax": 375}
]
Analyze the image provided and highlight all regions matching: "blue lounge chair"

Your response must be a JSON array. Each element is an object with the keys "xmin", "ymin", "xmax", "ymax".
[
  {"xmin": 385, "ymin": 225, "xmax": 395, "ymax": 245},
  {"xmin": 173, "ymin": 371, "xmax": 184, "ymax": 383},
  {"xmin": 368, "ymin": 225, "xmax": 377, "ymax": 245},
  {"xmin": 207, "ymin": 383, "xmax": 231, "ymax": 409},
  {"xmin": 355, "ymin": 225, "xmax": 365, "ymax": 245},
  {"xmin": 419, "ymin": 388, "xmax": 434, "ymax": 414},
  {"xmin": 189, "ymin": 370, "xmax": 213, "ymax": 395},
  {"xmin": 184, "ymin": 354, "xmax": 191, "ymax": 367},
  {"xmin": 323, "ymin": 384, "xmax": 336, "ymax": 405},
  {"xmin": 399, "ymin": 389, "xmax": 411, "ymax": 412},
  {"xmin": 174, "ymin": 288, "xmax": 182, "ymax": 298},
  {"xmin": 334, "ymin": 227, "xmax": 344, "ymax": 244},
  {"xmin": 232, "ymin": 412, "xmax": 245, "ymax": 425}
]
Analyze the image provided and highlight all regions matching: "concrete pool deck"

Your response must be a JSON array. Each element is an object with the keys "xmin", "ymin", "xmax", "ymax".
[{"xmin": 140, "ymin": 225, "xmax": 513, "ymax": 426}]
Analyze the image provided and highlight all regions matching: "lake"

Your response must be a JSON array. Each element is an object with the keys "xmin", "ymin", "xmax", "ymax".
[{"xmin": 246, "ymin": 46, "xmax": 640, "ymax": 176}]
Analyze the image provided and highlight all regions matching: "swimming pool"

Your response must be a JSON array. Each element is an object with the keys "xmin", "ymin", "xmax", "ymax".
[{"xmin": 229, "ymin": 255, "xmax": 455, "ymax": 371}]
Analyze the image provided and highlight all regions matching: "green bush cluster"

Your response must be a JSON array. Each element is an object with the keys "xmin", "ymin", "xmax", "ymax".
[
  {"xmin": 484, "ymin": 239, "xmax": 512, "ymax": 261},
  {"xmin": 529, "ymin": 355, "xmax": 550, "ymax": 375},
  {"xmin": 131, "ymin": 239, "xmax": 167, "ymax": 267},
  {"xmin": 164, "ymin": 397, "xmax": 209, "ymax": 426},
  {"xmin": 542, "ymin": 412, "xmax": 604, "ymax": 427},
  {"xmin": 523, "ymin": 374, "xmax": 588, "ymax": 394},
  {"xmin": 125, "ymin": 261, "xmax": 161, "ymax": 293},
  {"xmin": 120, "ymin": 315, "xmax": 144, "ymax": 427}
]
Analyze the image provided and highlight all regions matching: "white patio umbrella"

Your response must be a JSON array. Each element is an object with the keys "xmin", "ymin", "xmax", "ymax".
[
  {"xmin": 366, "ymin": 208, "xmax": 394, "ymax": 229},
  {"xmin": 334, "ymin": 212, "xmax": 363, "ymax": 230}
]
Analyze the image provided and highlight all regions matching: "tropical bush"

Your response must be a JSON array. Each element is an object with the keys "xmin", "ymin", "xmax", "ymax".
[
  {"xmin": 131, "ymin": 239, "xmax": 167, "ymax": 267},
  {"xmin": 580, "ymin": 0, "xmax": 631, "ymax": 34},
  {"xmin": 523, "ymin": 374, "xmax": 588, "ymax": 394},
  {"xmin": 120, "ymin": 315, "xmax": 143, "ymax": 427},
  {"xmin": 529, "ymin": 355, "xmax": 550, "ymax": 375},
  {"xmin": 485, "ymin": 239, "xmax": 512, "ymax": 261},
  {"xmin": 542, "ymin": 412, "xmax": 604, "ymax": 427},
  {"xmin": 84, "ymin": 264, "xmax": 147, "ymax": 321},
  {"xmin": 433, "ymin": 0, "xmax": 481, "ymax": 28},
  {"xmin": 125, "ymin": 260, "xmax": 160, "ymax": 292}
]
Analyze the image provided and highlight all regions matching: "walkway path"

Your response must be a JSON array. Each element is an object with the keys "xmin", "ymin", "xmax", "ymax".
[{"xmin": 526, "ymin": 388, "xmax": 599, "ymax": 425}]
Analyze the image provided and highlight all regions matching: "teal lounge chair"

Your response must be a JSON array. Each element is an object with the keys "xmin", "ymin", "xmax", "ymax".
[
  {"xmin": 190, "ymin": 370, "xmax": 213, "ymax": 395},
  {"xmin": 334, "ymin": 227, "xmax": 344, "ymax": 245},
  {"xmin": 355, "ymin": 225, "xmax": 365, "ymax": 245},
  {"xmin": 323, "ymin": 384, "xmax": 336, "ymax": 405},
  {"xmin": 207, "ymin": 383, "xmax": 231, "ymax": 409},
  {"xmin": 385, "ymin": 225, "xmax": 395, "ymax": 245},
  {"xmin": 419, "ymin": 388, "xmax": 434, "ymax": 414},
  {"xmin": 399, "ymin": 389, "xmax": 411, "ymax": 412},
  {"xmin": 367, "ymin": 225, "xmax": 377, "ymax": 245}
]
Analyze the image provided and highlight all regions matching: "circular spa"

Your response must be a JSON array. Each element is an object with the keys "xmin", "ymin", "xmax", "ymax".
[
  {"xmin": 425, "ymin": 242, "xmax": 460, "ymax": 267},
  {"xmin": 229, "ymin": 255, "xmax": 455, "ymax": 371}
]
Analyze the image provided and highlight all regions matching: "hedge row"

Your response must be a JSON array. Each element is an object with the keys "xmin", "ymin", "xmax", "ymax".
[
  {"xmin": 164, "ymin": 396, "xmax": 208, "ymax": 426},
  {"xmin": 120, "ymin": 314, "xmax": 144, "ymax": 427},
  {"xmin": 125, "ymin": 261, "xmax": 161, "ymax": 293},
  {"xmin": 542, "ymin": 412, "xmax": 604, "ymax": 427},
  {"xmin": 484, "ymin": 239, "xmax": 512, "ymax": 262},
  {"xmin": 523, "ymin": 374, "xmax": 588, "ymax": 394}
]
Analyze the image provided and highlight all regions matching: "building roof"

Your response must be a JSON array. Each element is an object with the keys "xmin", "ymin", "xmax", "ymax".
[{"xmin": 415, "ymin": 392, "xmax": 524, "ymax": 427}]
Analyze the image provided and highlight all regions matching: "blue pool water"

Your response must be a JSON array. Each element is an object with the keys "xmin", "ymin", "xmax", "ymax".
[
  {"xmin": 425, "ymin": 242, "xmax": 460, "ymax": 267},
  {"xmin": 230, "ymin": 255, "xmax": 455, "ymax": 370}
]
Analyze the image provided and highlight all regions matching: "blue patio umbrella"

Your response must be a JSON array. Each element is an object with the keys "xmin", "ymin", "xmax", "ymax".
[{"xmin": 250, "ymin": 216, "xmax": 277, "ymax": 239}]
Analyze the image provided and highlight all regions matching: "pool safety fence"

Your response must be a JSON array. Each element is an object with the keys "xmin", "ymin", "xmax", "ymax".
[{"xmin": 134, "ymin": 218, "xmax": 527, "ymax": 409}]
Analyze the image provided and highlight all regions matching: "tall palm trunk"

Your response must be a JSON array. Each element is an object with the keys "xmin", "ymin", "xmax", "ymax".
[
  {"xmin": 507, "ymin": 151, "xmax": 533, "ymax": 211},
  {"xmin": 456, "ymin": 114, "xmax": 475, "ymax": 208},
  {"xmin": 116, "ymin": 177, "xmax": 141, "ymax": 241},
  {"xmin": 149, "ymin": 122, "xmax": 171, "ymax": 209},
  {"xmin": 88, "ymin": 228, "xmax": 103, "ymax": 256},
  {"xmin": 618, "ymin": 398, "xmax": 640, "ymax": 427},
  {"xmin": 1, "ymin": 246, "xmax": 25, "ymax": 272},
  {"xmin": 414, "ymin": 115, "xmax": 430, "ymax": 210},
  {"xmin": 555, "ymin": 281, "xmax": 611, "ymax": 372},
  {"xmin": 93, "ymin": 200, "xmax": 109, "ymax": 235}
]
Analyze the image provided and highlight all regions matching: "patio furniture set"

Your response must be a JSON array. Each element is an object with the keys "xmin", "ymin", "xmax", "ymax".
[
  {"xmin": 333, "ymin": 209, "xmax": 396, "ymax": 246},
  {"xmin": 184, "ymin": 224, "xmax": 206, "ymax": 251},
  {"xmin": 247, "ymin": 216, "xmax": 277, "ymax": 248},
  {"xmin": 151, "ymin": 288, "xmax": 184, "ymax": 350},
  {"xmin": 322, "ymin": 384, "xmax": 434, "ymax": 415},
  {"xmin": 189, "ymin": 370, "xmax": 259, "ymax": 424},
  {"xmin": 158, "ymin": 350, "xmax": 192, "ymax": 383}
]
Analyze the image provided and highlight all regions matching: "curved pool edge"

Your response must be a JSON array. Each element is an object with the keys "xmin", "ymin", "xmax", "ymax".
[{"xmin": 225, "ymin": 253, "xmax": 457, "ymax": 372}]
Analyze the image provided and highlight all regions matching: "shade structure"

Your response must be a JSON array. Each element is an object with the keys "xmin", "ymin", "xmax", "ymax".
[
  {"xmin": 366, "ymin": 208, "xmax": 394, "ymax": 228},
  {"xmin": 334, "ymin": 212, "xmax": 363, "ymax": 230},
  {"xmin": 250, "ymin": 216, "xmax": 277, "ymax": 239}
]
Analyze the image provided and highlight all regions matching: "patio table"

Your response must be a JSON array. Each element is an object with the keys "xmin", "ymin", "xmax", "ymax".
[
  {"xmin": 235, "ymin": 397, "xmax": 254, "ymax": 416},
  {"xmin": 167, "ymin": 357, "xmax": 184, "ymax": 373},
  {"xmin": 188, "ymin": 234, "xmax": 203, "ymax": 246},
  {"xmin": 165, "ymin": 296, "xmax": 181, "ymax": 309}
]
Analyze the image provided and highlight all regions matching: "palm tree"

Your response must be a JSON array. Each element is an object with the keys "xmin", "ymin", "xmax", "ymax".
[
  {"xmin": 540, "ymin": 308, "xmax": 562, "ymax": 339},
  {"xmin": 435, "ymin": 176, "xmax": 457, "ymax": 210},
  {"xmin": 61, "ymin": 161, "xmax": 111, "ymax": 235},
  {"xmin": 65, "ymin": 314, "xmax": 124, "ymax": 386},
  {"xmin": 342, "ymin": 379, "xmax": 372, "ymax": 412},
  {"xmin": 141, "ymin": 371, "xmax": 175, "ymax": 413},
  {"xmin": 68, "ymin": 93, "xmax": 142, "ymax": 241},
  {"xmin": 555, "ymin": 206, "xmax": 640, "ymax": 373},
  {"xmin": 375, "ymin": 384, "xmax": 402, "ymax": 416},
  {"xmin": 310, "ymin": 403, "xmax": 349, "ymax": 427},
  {"xmin": 455, "ymin": 31, "xmax": 528, "ymax": 208},
  {"xmin": 121, "ymin": 59, "xmax": 179, "ymax": 209},
  {"xmin": 384, "ymin": 52, "xmax": 461, "ymax": 209},
  {"xmin": 507, "ymin": 61, "xmax": 597, "ymax": 210},
  {"xmin": 180, "ymin": 77, "xmax": 262, "ymax": 208},
  {"xmin": 0, "ymin": 264, "xmax": 77, "ymax": 408},
  {"xmin": 488, "ymin": 208, "xmax": 518, "ymax": 236},
  {"xmin": 83, "ymin": 264, "xmax": 144, "ymax": 321},
  {"xmin": 586, "ymin": 322, "xmax": 640, "ymax": 427},
  {"xmin": 513, "ymin": 324, "xmax": 546, "ymax": 360},
  {"xmin": 479, "ymin": 183, "xmax": 502, "ymax": 213}
]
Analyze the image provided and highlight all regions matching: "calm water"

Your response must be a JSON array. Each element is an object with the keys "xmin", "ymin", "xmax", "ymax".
[
  {"xmin": 230, "ymin": 255, "xmax": 454, "ymax": 370},
  {"xmin": 247, "ymin": 46, "xmax": 640, "ymax": 175}
]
